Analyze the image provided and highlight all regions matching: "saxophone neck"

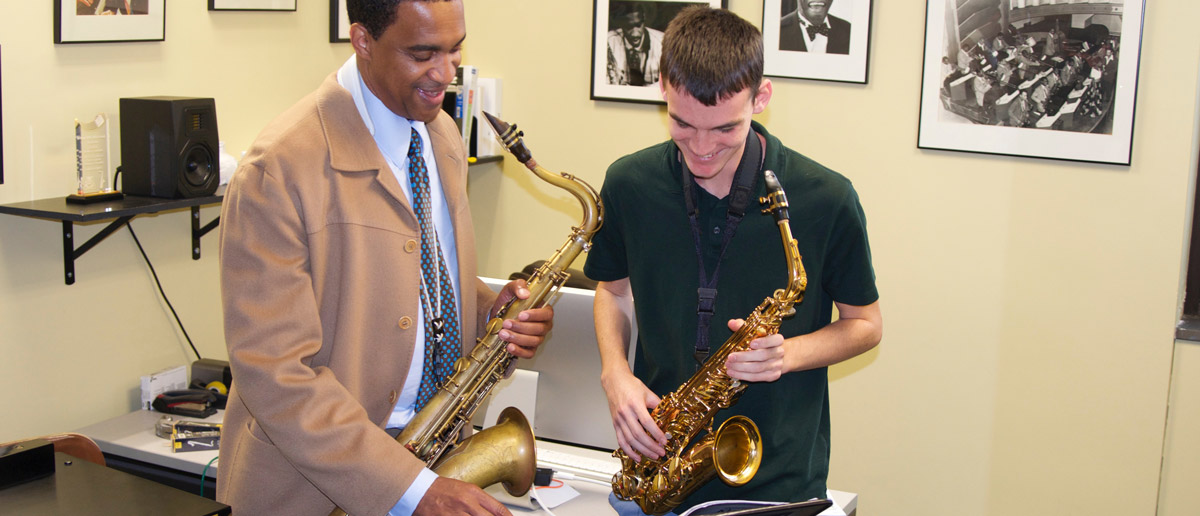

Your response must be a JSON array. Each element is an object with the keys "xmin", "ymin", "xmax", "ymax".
[
  {"xmin": 483, "ymin": 111, "xmax": 604, "ymax": 240},
  {"xmin": 760, "ymin": 170, "xmax": 807, "ymax": 310}
]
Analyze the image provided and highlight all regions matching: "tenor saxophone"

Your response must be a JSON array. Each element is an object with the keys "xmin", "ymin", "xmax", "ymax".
[
  {"xmin": 611, "ymin": 170, "xmax": 807, "ymax": 515},
  {"xmin": 330, "ymin": 113, "xmax": 602, "ymax": 516}
]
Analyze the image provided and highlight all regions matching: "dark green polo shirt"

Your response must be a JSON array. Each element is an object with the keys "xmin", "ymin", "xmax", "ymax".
[{"xmin": 584, "ymin": 121, "xmax": 878, "ymax": 510}]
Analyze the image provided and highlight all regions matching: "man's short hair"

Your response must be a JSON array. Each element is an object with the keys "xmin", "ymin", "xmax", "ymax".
[
  {"xmin": 660, "ymin": 6, "xmax": 763, "ymax": 106},
  {"xmin": 348, "ymin": 0, "xmax": 452, "ymax": 39}
]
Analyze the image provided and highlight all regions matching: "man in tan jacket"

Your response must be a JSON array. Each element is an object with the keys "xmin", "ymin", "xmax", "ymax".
[{"xmin": 217, "ymin": 1, "xmax": 552, "ymax": 514}]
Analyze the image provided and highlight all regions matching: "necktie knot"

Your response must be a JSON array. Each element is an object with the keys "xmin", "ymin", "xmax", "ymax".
[
  {"xmin": 806, "ymin": 23, "xmax": 830, "ymax": 39},
  {"xmin": 408, "ymin": 128, "xmax": 423, "ymax": 161}
]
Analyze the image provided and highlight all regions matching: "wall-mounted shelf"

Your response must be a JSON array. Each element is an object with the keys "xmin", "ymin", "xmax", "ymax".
[
  {"xmin": 0, "ymin": 155, "xmax": 498, "ymax": 285},
  {"xmin": 0, "ymin": 188, "xmax": 223, "ymax": 285},
  {"xmin": 469, "ymin": 155, "xmax": 503, "ymax": 165}
]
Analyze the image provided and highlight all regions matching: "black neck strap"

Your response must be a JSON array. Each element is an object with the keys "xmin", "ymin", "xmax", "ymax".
[{"xmin": 680, "ymin": 129, "xmax": 762, "ymax": 366}]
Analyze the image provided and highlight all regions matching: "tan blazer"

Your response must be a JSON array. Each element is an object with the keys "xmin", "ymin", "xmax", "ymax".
[{"xmin": 217, "ymin": 72, "xmax": 496, "ymax": 515}]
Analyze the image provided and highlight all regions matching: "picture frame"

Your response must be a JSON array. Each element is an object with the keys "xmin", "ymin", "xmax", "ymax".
[
  {"xmin": 916, "ymin": 0, "xmax": 1145, "ymax": 165},
  {"xmin": 763, "ymin": 0, "xmax": 873, "ymax": 84},
  {"xmin": 330, "ymin": 0, "xmax": 350, "ymax": 43},
  {"xmin": 591, "ymin": 0, "xmax": 726, "ymax": 105},
  {"xmin": 209, "ymin": 0, "xmax": 297, "ymax": 11},
  {"xmin": 55, "ymin": 0, "xmax": 166, "ymax": 44}
]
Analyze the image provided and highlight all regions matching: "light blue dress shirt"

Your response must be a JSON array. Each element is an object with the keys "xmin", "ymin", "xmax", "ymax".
[{"xmin": 336, "ymin": 55, "xmax": 460, "ymax": 516}]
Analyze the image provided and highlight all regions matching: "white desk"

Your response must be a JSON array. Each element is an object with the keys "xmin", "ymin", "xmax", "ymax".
[
  {"xmin": 526, "ymin": 440, "xmax": 857, "ymax": 516},
  {"xmin": 79, "ymin": 411, "xmax": 857, "ymax": 515},
  {"xmin": 77, "ymin": 408, "xmax": 222, "ymax": 477}
]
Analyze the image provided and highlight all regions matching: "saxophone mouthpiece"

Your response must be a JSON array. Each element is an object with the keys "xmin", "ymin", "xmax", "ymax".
[
  {"xmin": 483, "ymin": 111, "xmax": 533, "ymax": 164},
  {"xmin": 761, "ymin": 170, "xmax": 790, "ymax": 221}
]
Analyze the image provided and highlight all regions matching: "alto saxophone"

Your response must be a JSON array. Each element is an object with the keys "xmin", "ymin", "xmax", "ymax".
[
  {"xmin": 611, "ymin": 170, "xmax": 807, "ymax": 515},
  {"xmin": 330, "ymin": 113, "xmax": 602, "ymax": 516}
]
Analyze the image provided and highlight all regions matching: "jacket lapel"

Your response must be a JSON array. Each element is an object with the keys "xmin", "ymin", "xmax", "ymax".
[{"xmin": 314, "ymin": 73, "xmax": 415, "ymax": 221}]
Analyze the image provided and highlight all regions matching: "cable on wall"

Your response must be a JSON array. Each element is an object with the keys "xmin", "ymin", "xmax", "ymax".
[{"xmin": 127, "ymin": 221, "xmax": 203, "ymax": 361}]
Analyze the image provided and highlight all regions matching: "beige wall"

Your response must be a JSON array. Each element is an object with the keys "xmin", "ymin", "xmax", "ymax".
[{"xmin": 1, "ymin": 1, "xmax": 1197, "ymax": 515}]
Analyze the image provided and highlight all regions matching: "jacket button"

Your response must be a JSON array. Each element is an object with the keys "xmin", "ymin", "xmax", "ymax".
[
  {"xmin": 388, "ymin": 390, "xmax": 398, "ymax": 404},
  {"xmin": 398, "ymin": 316, "xmax": 413, "ymax": 329},
  {"xmin": 405, "ymin": 239, "xmax": 418, "ymax": 253}
]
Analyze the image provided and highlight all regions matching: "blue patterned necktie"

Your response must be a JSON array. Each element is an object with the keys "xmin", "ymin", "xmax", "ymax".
[{"xmin": 408, "ymin": 128, "xmax": 461, "ymax": 411}]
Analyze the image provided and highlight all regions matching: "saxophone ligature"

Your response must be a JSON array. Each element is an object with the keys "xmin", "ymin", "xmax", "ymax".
[
  {"xmin": 611, "ymin": 169, "xmax": 807, "ymax": 515},
  {"xmin": 330, "ymin": 114, "xmax": 602, "ymax": 516}
]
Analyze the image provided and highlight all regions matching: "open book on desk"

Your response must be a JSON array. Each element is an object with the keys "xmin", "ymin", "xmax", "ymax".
[{"xmin": 680, "ymin": 498, "xmax": 839, "ymax": 516}]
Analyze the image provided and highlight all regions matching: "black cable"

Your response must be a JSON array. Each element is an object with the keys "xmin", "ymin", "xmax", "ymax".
[{"xmin": 127, "ymin": 222, "xmax": 203, "ymax": 361}]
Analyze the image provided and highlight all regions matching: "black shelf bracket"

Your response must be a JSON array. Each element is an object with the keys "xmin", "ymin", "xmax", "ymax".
[
  {"xmin": 191, "ymin": 206, "xmax": 220, "ymax": 260},
  {"xmin": 63, "ymin": 216, "xmax": 135, "ymax": 285},
  {"xmin": 59, "ymin": 210, "xmax": 221, "ymax": 285}
]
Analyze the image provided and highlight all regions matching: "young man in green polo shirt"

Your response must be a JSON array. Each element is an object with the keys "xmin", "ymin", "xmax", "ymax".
[{"xmin": 583, "ymin": 6, "xmax": 883, "ymax": 515}]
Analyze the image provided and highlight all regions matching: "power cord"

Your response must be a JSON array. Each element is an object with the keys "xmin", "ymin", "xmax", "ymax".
[
  {"xmin": 547, "ymin": 471, "xmax": 611, "ymax": 486},
  {"xmin": 530, "ymin": 485, "xmax": 560, "ymax": 516},
  {"xmin": 127, "ymin": 222, "xmax": 203, "ymax": 361},
  {"xmin": 199, "ymin": 455, "xmax": 218, "ymax": 498}
]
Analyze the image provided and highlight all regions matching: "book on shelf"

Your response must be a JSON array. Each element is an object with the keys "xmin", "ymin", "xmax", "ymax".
[
  {"xmin": 457, "ymin": 65, "xmax": 478, "ymax": 150},
  {"xmin": 474, "ymin": 77, "xmax": 503, "ymax": 158}
]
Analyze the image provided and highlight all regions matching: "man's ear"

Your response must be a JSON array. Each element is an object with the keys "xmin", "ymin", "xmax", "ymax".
[
  {"xmin": 350, "ymin": 23, "xmax": 373, "ymax": 61},
  {"xmin": 752, "ymin": 78, "xmax": 773, "ymax": 114},
  {"xmin": 659, "ymin": 74, "xmax": 669, "ymax": 101}
]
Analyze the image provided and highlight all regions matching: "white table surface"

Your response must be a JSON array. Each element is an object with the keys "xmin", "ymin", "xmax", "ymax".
[{"xmin": 79, "ymin": 410, "xmax": 857, "ymax": 515}]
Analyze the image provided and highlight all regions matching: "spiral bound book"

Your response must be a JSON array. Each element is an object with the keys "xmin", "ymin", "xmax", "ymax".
[{"xmin": 679, "ymin": 498, "xmax": 834, "ymax": 516}]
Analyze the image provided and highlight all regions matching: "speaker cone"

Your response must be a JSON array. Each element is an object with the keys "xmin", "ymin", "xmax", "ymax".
[{"xmin": 183, "ymin": 145, "xmax": 215, "ymax": 187}]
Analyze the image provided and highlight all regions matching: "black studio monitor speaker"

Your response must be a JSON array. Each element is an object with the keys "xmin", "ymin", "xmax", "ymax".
[{"xmin": 120, "ymin": 96, "xmax": 220, "ymax": 198}]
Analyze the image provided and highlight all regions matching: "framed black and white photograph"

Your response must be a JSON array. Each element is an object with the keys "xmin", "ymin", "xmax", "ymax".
[
  {"xmin": 330, "ymin": 0, "xmax": 350, "ymax": 43},
  {"xmin": 209, "ymin": 0, "xmax": 297, "ymax": 11},
  {"xmin": 591, "ymin": 0, "xmax": 726, "ymax": 104},
  {"xmin": 763, "ymin": 0, "xmax": 873, "ymax": 84},
  {"xmin": 917, "ymin": 0, "xmax": 1145, "ymax": 165},
  {"xmin": 55, "ymin": 0, "xmax": 165, "ymax": 44}
]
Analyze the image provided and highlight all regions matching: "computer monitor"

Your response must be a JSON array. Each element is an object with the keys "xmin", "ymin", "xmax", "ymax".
[{"xmin": 472, "ymin": 277, "xmax": 637, "ymax": 450}]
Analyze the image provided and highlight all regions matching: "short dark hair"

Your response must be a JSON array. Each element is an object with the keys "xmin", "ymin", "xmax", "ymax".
[
  {"xmin": 348, "ymin": 0, "xmax": 452, "ymax": 40},
  {"xmin": 660, "ymin": 6, "xmax": 763, "ymax": 106}
]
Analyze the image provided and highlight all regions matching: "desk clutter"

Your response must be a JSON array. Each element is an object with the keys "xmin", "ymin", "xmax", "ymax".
[{"xmin": 156, "ymin": 416, "xmax": 222, "ymax": 453}]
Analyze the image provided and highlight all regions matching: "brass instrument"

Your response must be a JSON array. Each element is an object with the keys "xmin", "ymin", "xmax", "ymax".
[
  {"xmin": 611, "ymin": 170, "xmax": 807, "ymax": 515},
  {"xmin": 330, "ymin": 113, "xmax": 602, "ymax": 516}
]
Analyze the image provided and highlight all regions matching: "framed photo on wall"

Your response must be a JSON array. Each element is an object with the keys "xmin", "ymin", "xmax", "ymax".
[
  {"xmin": 330, "ymin": 0, "xmax": 350, "ymax": 43},
  {"xmin": 209, "ymin": 0, "xmax": 297, "ymax": 11},
  {"xmin": 763, "ymin": 0, "xmax": 873, "ymax": 84},
  {"xmin": 55, "ymin": 0, "xmax": 166, "ymax": 44},
  {"xmin": 591, "ymin": 0, "xmax": 726, "ymax": 104},
  {"xmin": 916, "ymin": 0, "xmax": 1145, "ymax": 165}
]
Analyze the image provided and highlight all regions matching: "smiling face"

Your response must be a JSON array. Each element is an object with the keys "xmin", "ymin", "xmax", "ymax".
[
  {"xmin": 661, "ymin": 78, "xmax": 771, "ymax": 197},
  {"xmin": 352, "ymin": 0, "xmax": 465, "ymax": 122},
  {"xmin": 798, "ymin": 0, "xmax": 833, "ymax": 26}
]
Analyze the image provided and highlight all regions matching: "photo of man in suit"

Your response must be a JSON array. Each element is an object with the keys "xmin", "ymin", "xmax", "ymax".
[{"xmin": 779, "ymin": 0, "xmax": 851, "ymax": 55}]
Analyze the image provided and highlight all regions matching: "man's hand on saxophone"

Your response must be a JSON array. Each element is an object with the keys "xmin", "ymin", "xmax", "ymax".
[
  {"xmin": 488, "ymin": 278, "xmax": 556, "ymax": 359},
  {"xmin": 595, "ymin": 277, "xmax": 669, "ymax": 462},
  {"xmin": 723, "ymin": 319, "xmax": 788, "ymax": 383},
  {"xmin": 601, "ymin": 367, "xmax": 668, "ymax": 462}
]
